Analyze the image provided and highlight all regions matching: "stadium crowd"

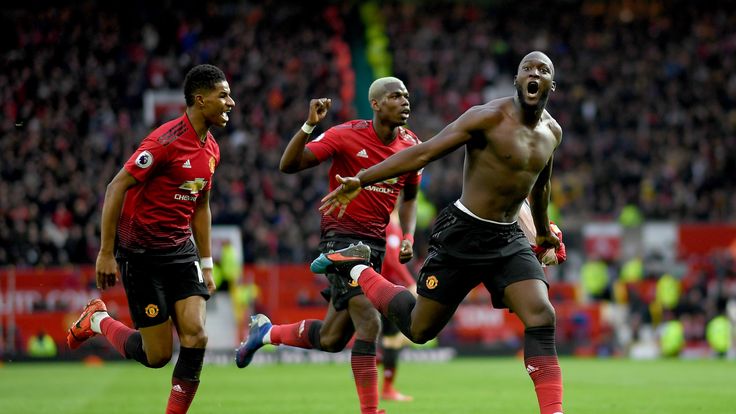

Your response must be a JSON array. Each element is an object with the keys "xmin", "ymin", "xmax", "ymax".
[
  {"xmin": 1, "ymin": 0, "xmax": 735, "ymax": 271},
  {"xmin": 383, "ymin": 1, "xmax": 736, "ymax": 224}
]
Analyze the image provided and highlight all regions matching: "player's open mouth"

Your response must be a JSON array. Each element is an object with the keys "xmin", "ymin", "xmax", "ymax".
[
  {"xmin": 221, "ymin": 111, "xmax": 230, "ymax": 122},
  {"xmin": 527, "ymin": 81, "xmax": 539, "ymax": 97}
]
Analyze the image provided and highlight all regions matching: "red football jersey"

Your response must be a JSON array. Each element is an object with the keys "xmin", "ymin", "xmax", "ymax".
[
  {"xmin": 307, "ymin": 120, "xmax": 421, "ymax": 240},
  {"xmin": 118, "ymin": 114, "xmax": 220, "ymax": 250},
  {"xmin": 381, "ymin": 220, "xmax": 415, "ymax": 286}
]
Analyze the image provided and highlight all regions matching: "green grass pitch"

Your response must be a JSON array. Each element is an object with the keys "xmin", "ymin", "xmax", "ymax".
[{"xmin": 1, "ymin": 357, "xmax": 734, "ymax": 413}]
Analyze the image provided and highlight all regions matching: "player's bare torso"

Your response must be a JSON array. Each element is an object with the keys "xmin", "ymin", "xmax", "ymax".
[{"xmin": 460, "ymin": 97, "xmax": 560, "ymax": 222}]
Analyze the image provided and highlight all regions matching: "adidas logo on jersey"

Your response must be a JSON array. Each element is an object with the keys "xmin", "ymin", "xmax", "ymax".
[
  {"xmin": 356, "ymin": 149, "xmax": 368, "ymax": 158},
  {"xmin": 182, "ymin": 159, "xmax": 192, "ymax": 168}
]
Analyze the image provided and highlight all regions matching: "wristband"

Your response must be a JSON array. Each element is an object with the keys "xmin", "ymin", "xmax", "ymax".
[
  {"xmin": 301, "ymin": 122, "xmax": 316, "ymax": 134},
  {"xmin": 200, "ymin": 257, "xmax": 214, "ymax": 269},
  {"xmin": 403, "ymin": 233, "xmax": 414, "ymax": 244}
]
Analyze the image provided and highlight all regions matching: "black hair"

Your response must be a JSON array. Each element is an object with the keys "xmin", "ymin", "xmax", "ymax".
[{"xmin": 183, "ymin": 64, "xmax": 226, "ymax": 107}]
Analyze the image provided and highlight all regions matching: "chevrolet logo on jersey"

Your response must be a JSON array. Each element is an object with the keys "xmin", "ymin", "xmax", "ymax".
[{"xmin": 179, "ymin": 178, "xmax": 207, "ymax": 194}]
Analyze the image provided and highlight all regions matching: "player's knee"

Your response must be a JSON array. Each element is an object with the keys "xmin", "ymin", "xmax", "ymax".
[
  {"xmin": 531, "ymin": 303, "xmax": 556, "ymax": 327},
  {"xmin": 179, "ymin": 330, "xmax": 208, "ymax": 348},
  {"xmin": 192, "ymin": 332, "xmax": 208, "ymax": 348},
  {"xmin": 409, "ymin": 328, "xmax": 436, "ymax": 345},
  {"xmin": 320, "ymin": 341, "xmax": 347, "ymax": 353},
  {"xmin": 145, "ymin": 352, "xmax": 172, "ymax": 368},
  {"xmin": 544, "ymin": 303, "xmax": 556, "ymax": 325},
  {"xmin": 354, "ymin": 313, "xmax": 381, "ymax": 339},
  {"xmin": 368, "ymin": 315, "xmax": 382, "ymax": 337},
  {"xmin": 319, "ymin": 333, "xmax": 350, "ymax": 353}
]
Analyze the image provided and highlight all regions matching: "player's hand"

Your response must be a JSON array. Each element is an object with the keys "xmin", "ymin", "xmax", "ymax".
[
  {"xmin": 535, "ymin": 225, "xmax": 560, "ymax": 251},
  {"xmin": 555, "ymin": 240, "xmax": 567, "ymax": 264},
  {"xmin": 319, "ymin": 175, "xmax": 362, "ymax": 218},
  {"xmin": 307, "ymin": 98, "xmax": 332, "ymax": 126},
  {"xmin": 549, "ymin": 222, "xmax": 566, "ymax": 264},
  {"xmin": 95, "ymin": 251, "xmax": 119, "ymax": 290},
  {"xmin": 532, "ymin": 222, "xmax": 566, "ymax": 265},
  {"xmin": 202, "ymin": 268, "xmax": 216, "ymax": 294},
  {"xmin": 399, "ymin": 239, "xmax": 413, "ymax": 263}
]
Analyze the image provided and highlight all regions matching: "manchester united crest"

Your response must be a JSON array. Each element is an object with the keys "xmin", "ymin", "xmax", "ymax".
[{"xmin": 145, "ymin": 304, "xmax": 159, "ymax": 318}]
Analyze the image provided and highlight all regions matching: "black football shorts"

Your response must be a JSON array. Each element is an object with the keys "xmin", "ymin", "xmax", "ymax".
[{"xmin": 416, "ymin": 203, "xmax": 547, "ymax": 309}]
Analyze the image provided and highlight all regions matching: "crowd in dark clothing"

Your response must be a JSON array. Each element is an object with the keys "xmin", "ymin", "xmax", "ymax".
[
  {"xmin": 1, "ymin": 2, "xmax": 350, "ymax": 265},
  {"xmin": 384, "ymin": 1, "xmax": 736, "ymax": 224},
  {"xmin": 1, "ymin": 1, "xmax": 734, "ymax": 267}
]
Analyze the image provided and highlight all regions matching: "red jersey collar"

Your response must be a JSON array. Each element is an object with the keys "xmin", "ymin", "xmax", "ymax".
[{"xmin": 182, "ymin": 113, "xmax": 211, "ymax": 146}]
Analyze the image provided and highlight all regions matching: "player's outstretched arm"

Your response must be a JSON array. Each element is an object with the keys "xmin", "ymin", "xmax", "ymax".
[
  {"xmin": 320, "ymin": 104, "xmax": 496, "ymax": 218},
  {"xmin": 318, "ymin": 175, "xmax": 362, "ymax": 218}
]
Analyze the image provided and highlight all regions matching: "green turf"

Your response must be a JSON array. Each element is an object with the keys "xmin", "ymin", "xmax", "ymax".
[{"xmin": 1, "ymin": 357, "xmax": 734, "ymax": 413}]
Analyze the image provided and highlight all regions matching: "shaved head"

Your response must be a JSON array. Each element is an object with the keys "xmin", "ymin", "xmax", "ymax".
[
  {"xmin": 519, "ymin": 51, "xmax": 555, "ymax": 77},
  {"xmin": 368, "ymin": 77, "xmax": 406, "ymax": 102}
]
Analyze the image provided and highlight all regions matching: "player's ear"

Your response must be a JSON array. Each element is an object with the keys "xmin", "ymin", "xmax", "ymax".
[
  {"xmin": 370, "ymin": 98, "xmax": 379, "ymax": 111},
  {"xmin": 550, "ymin": 81, "xmax": 556, "ymax": 92},
  {"xmin": 513, "ymin": 75, "xmax": 518, "ymax": 87},
  {"xmin": 195, "ymin": 94, "xmax": 205, "ymax": 108}
]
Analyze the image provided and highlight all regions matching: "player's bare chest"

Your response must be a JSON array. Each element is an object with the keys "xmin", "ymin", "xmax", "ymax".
[{"xmin": 491, "ymin": 124, "xmax": 554, "ymax": 171}]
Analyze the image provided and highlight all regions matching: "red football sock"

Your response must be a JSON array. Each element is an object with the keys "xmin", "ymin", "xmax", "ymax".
[
  {"xmin": 166, "ymin": 378, "xmax": 199, "ymax": 414},
  {"xmin": 270, "ymin": 320, "xmax": 319, "ymax": 349},
  {"xmin": 357, "ymin": 268, "xmax": 406, "ymax": 315},
  {"xmin": 352, "ymin": 339, "xmax": 379, "ymax": 414},
  {"xmin": 166, "ymin": 347, "xmax": 204, "ymax": 414},
  {"xmin": 525, "ymin": 326, "xmax": 563, "ymax": 414},
  {"xmin": 100, "ymin": 317, "xmax": 135, "ymax": 358},
  {"xmin": 526, "ymin": 355, "xmax": 563, "ymax": 414}
]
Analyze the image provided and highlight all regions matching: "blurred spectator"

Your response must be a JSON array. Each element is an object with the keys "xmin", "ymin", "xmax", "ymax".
[
  {"xmin": 659, "ymin": 319, "xmax": 685, "ymax": 357},
  {"xmin": 215, "ymin": 240, "xmax": 240, "ymax": 292},
  {"xmin": 580, "ymin": 257, "xmax": 610, "ymax": 300},
  {"xmin": 656, "ymin": 273, "xmax": 681, "ymax": 311},
  {"xmin": 26, "ymin": 330, "xmax": 57, "ymax": 358},
  {"xmin": 706, "ymin": 315, "xmax": 732, "ymax": 357}
]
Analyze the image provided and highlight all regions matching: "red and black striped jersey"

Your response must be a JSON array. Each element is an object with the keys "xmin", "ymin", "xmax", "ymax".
[
  {"xmin": 307, "ymin": 120, "xmax": 421, "ymax": 240},
  {"xmin": 118, "ymin": 114, "xmax": 220, "ymax": 250}
]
